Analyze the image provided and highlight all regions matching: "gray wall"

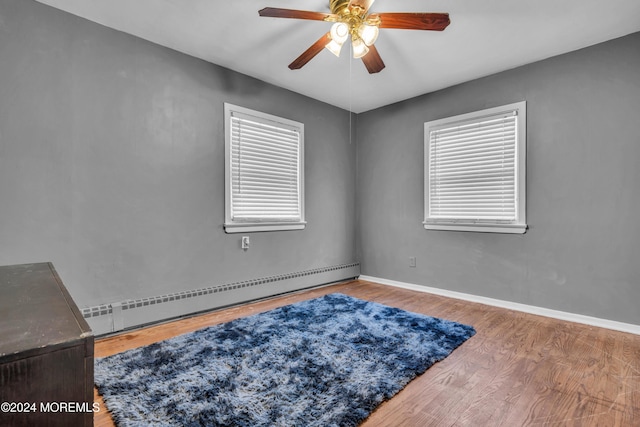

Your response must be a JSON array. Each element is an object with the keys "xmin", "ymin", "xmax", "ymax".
[
  {"xmin": 0, "ymin": 0, "xmax": 356, "ymax": 309},
  {"xmin": 356, "ymin": 32, "xmax": 640, "ymax": 325}
]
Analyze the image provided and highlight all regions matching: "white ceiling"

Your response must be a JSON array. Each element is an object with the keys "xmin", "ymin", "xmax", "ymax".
[{"xmin": 36, "ymin": 0, "xmax": 640, "ymax": 113}]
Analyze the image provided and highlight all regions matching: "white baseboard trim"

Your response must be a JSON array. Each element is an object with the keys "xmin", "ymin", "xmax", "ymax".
[{"xmin": 360, "ymin": 275, "xmax": 640, "ymax": 336}]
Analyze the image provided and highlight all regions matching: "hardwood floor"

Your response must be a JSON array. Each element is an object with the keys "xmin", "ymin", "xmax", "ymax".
[{"xmin": 94, "ymin": 279, "xmax": 640, "ymax": 426}]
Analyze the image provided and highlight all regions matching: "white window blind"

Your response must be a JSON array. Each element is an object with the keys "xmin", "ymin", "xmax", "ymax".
[
  {"xmin": 424, "ymin": 102, "xmax": 526, "ymax": 234},
  {"xmin": 224, "ymin": 104, "xmax": 305, "ymax": 233}
]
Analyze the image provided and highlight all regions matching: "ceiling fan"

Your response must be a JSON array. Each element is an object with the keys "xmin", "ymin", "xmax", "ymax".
[{"xmin": 258, "ymin": 0, "xmax": 450, "ymax": 74}]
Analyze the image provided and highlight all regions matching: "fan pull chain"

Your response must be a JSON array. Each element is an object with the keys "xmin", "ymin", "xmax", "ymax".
[{"xmin": 349, "ymin": 43, "xmax": 353, "ymax": 144}]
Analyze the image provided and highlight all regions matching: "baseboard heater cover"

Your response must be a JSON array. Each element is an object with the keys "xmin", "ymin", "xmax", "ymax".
[{"xmin": 82, "ymin": 263, "xmax": 360, "ymax": 335}]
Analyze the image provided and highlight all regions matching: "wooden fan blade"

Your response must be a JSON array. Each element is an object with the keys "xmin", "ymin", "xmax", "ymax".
[
  {"xmin": 370, "ymin": 12, "xmax": 450, "ymax": 31},
  {"xmin": 361, "ymin": 44, "xmax": 385, "ymax": 74},
  {"xmin": 259, "ymin": 7, "xmax": 335, "ymax": 21},
  {"xmin": 289, "ymin": 32, "xmax": 332, "ymax": 70},
  {"xmin": 348, "ymin": 0, "xmax": 375, "ymax": 13}
]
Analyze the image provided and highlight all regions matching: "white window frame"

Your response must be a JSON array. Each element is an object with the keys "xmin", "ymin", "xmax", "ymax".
[
  {"xmin": 424, "ymin": 101, "xmax": 527, "ymax": 234},
  {"xmin": 224, "ymin": 103, "xmax": 305, "ymax": 233}
]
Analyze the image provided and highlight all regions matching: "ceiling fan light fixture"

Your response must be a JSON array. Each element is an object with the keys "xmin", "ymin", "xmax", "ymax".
[
  {"xmin": 325, "ymin": 39, "xmax": 344, "ymax": 57},
  {"xmin": 351, "ymin": 37, "xmax": 369, "ymax": 59},
  {"xmin": 325, "ymin": 22, "xmax": 349, "ymax": 57},
  {"xmin": 358, "ymin": 24, "xmax": 379, "ymax": 46},
  {"xmin": 330, "ymin": 22, "xmax": 349, "ymax": 43}
]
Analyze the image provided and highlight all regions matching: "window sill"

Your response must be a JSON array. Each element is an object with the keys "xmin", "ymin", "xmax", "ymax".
[
  {"xmin": 423, "ymin": 222, "xmax": 527, "ymax": 234},
  {"xmin": 224, "ymin": 222, "xmax": 306, "ymax": 233}
]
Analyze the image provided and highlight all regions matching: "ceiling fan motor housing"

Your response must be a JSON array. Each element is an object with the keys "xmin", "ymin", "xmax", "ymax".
[{"xmin": 329, "ymin": 0, "xmax": 351, "ymax": 15}]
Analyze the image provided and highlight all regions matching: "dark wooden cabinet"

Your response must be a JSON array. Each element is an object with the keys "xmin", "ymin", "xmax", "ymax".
[{"xmin": 0, "ymin": 263, "xmax": 94, "ymax": 427}]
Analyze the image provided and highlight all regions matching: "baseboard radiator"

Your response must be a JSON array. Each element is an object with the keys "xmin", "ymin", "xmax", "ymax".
[{"xmin": 81, "ymin": 263, "xmax": 360, "ymax": 336}]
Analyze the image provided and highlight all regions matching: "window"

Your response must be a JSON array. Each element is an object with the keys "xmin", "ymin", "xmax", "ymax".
[
  {"xmin": 424, "ymin": 101, "xmax": 527, "ymax": 234},
  {"xmin": 224, "ymin": 103, "xmax": 305, "ymax": 233}
]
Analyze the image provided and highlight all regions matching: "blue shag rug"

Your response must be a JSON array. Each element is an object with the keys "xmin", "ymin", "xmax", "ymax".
[{"xmin": 94, "ymin": 293, "xmax": 475, "ymax": 427}]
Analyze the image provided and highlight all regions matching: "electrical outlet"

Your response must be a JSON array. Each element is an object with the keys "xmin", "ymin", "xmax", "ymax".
[
  {"xmin": 241, "ymin": 236, "xmax": 250, "ymax": 250},
  {"xmin": 409, "ymin": 256, "xmax": 416, "ymax": 267}
]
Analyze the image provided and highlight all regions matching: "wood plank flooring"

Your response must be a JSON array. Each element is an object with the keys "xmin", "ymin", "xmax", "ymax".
[{"xmin": 94, "ymin": 279, "xmax": 640, "ymax": 426}]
